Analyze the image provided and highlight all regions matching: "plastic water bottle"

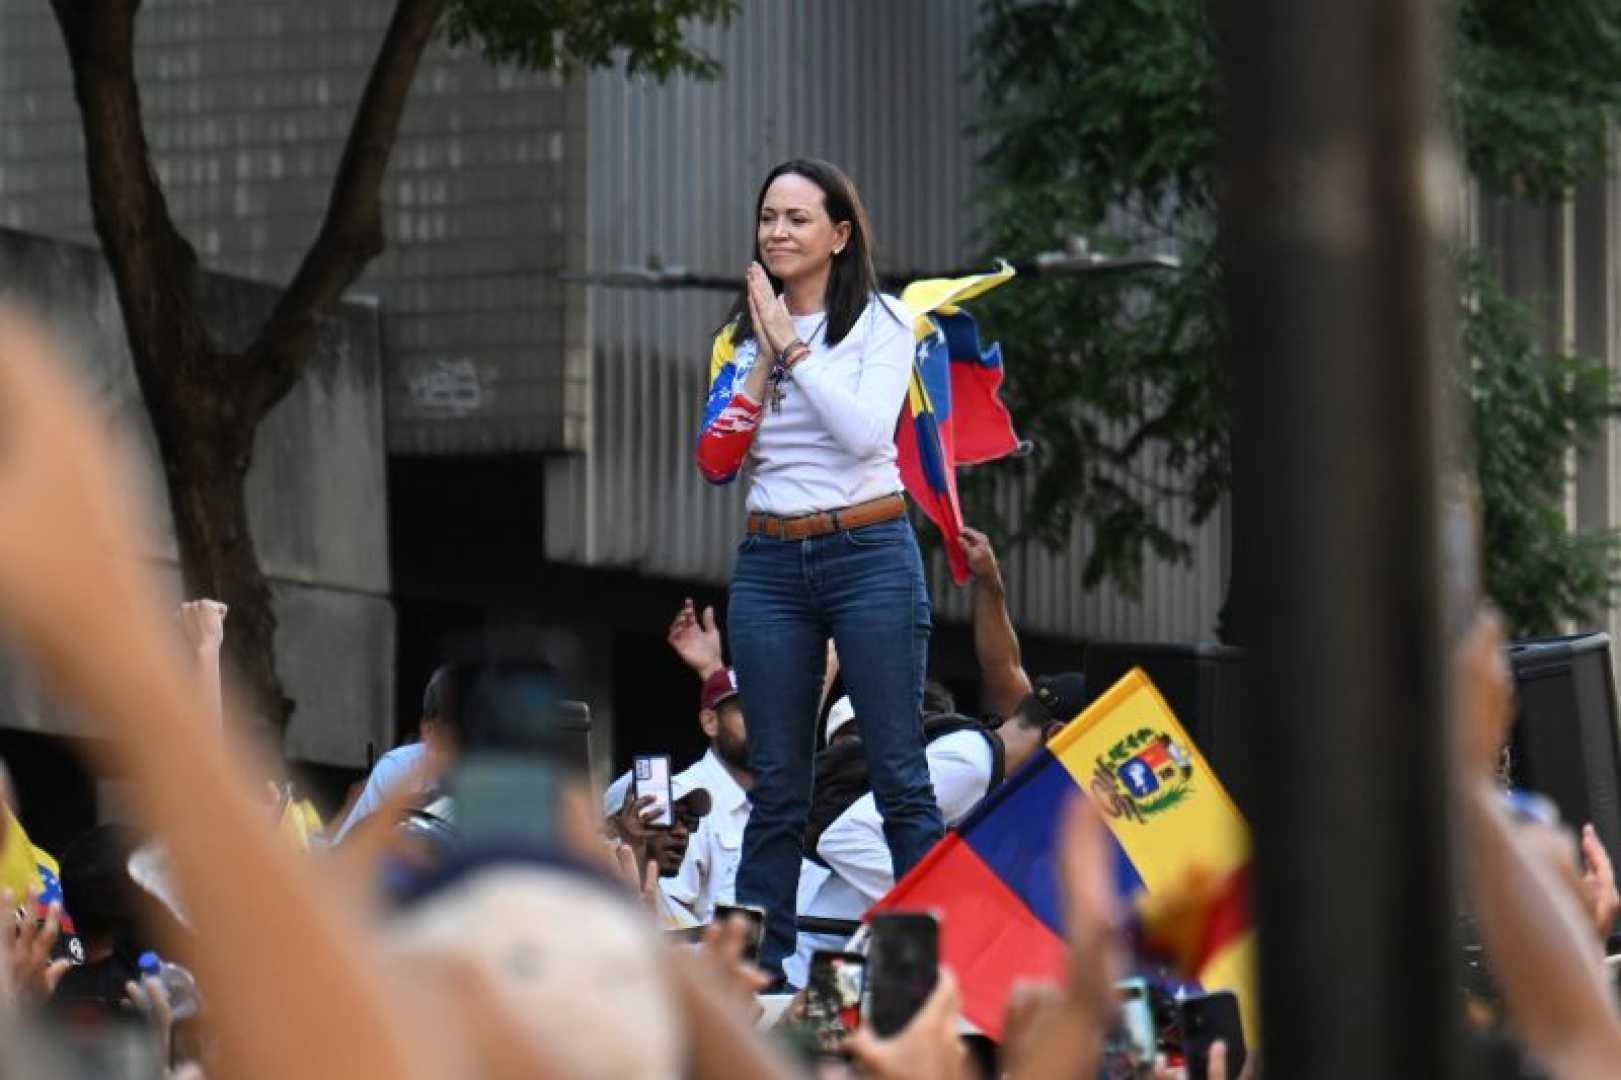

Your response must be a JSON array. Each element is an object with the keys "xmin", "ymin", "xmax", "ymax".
[{"xmin": 136, "ymin": 951, "xmax": 202, "ymax": 1020}]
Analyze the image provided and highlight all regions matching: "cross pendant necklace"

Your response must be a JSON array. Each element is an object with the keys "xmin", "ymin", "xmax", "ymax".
[
  {"xmin": 768, "ymin": 365, "xmax": 787, "ymax": 413},
  {"xmin": 767, "ymin": 319, "xmax": 823, "ymax": 414}
]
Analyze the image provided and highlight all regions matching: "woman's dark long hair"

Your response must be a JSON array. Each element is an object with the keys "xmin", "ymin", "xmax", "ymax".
[{"xmin": 725, "ymin": 158, "xmax": 881, "ymax": 350}]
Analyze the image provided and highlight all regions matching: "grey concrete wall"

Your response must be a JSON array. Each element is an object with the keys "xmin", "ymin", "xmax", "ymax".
[
  {"xmin": 0, "ymin": 0, "xmax": 586, "ymax": 455},
  {"xmin": 0, "ymin": 228, "xmax": 393, "ymax": 767}
]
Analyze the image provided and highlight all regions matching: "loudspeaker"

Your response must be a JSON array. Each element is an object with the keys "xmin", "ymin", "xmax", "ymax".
[
  {"xmin": 1081, "ymin": 642, "xmax": 1252, "ymax": 817},
  {"xmin": 1508, "ymin": 633, "xmax": 1621, "ymax": 863}
]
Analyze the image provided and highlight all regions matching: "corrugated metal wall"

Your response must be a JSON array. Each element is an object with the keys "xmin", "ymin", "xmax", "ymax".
[
  {"xmin": 928, "ymin": 463, "xmax": 1228, "ymax": 642},
  {"xmin": 546, "ymin": 0, "xmax": 979, "ymax": 575},
  {"xmin": 546, "ymin": 0, "xmax": 1229, "ymax": 643}
]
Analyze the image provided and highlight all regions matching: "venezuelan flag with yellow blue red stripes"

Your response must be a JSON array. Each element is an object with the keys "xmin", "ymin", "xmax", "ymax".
[
  {"xmin": 1, "ymin": 807, "xmax": 74, "ymax": 932},
  {"xmin": 870, "ymin": 669, "xmax": 1256, "ymax": 1041},
  {"xmin": 896, "ymin": 265, "xmax": 1023, "ymax": 583}
]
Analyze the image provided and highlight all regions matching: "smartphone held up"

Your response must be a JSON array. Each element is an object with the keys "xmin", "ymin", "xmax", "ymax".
[
  {"xmin": 803, "ymin": 950, "xmax": 866, "ymax": 1057},
  {"xmin": 634, "ymin": 753, "xmax": 674, "ymax": 828},
  {"xmin": 713, "ymin": 903, "xmax": 766, "ymax": 963},
  {"xmin": 866, "ymin": 911, "xmax": 939, "ymax": 1038}
]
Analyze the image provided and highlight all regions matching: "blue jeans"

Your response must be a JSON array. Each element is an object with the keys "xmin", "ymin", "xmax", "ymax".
[{"xmin": 728, "ymin": 516, "xmax": 944, "ymax": 979}]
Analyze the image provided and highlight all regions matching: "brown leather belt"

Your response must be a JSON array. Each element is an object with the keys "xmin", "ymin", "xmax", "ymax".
[{"xmin": 746, "ymin": 493, "xmax": 907, "ymax": 541}]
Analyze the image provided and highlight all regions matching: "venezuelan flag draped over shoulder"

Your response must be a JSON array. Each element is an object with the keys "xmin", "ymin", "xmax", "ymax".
[
  {"xmin": 896, "ymin": 265, "xmax": 1023, "ymax": 584},
  {"xmin": 869, "ymin": 669, "xmax": 1256, "ymax": 1041}
]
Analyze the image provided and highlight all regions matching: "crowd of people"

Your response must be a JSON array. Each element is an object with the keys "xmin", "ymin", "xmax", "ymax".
[
  {"xmin": 0, "ymin": 301, "xmax": 1270, "ymax": 1078},
  {"xmin": 6, "ymin": 149, "xmax": 1621, "ymax": 1079}
]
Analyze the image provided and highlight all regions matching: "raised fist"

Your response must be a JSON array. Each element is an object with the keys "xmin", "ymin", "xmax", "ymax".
[{"xmin": 178, "ymin": 599, "xmax": 228, "ymax": 652}]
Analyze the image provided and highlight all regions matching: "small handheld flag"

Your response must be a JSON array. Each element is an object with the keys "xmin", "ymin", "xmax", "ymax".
[{"xmin": 869, "ymin": 668, "xmax": 1256, "ymax": 1041}]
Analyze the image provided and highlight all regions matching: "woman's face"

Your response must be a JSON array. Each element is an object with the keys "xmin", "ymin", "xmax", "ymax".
[{"xmin": 757, "ymin": 172, "xmax": 852, "ymax": 285}]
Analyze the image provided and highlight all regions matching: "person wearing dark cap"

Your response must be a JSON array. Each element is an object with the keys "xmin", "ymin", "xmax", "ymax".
[
  {"xmin": 1013, "ymin": 673, "xmax": 1092, "ymax": 734},
  {"xmin": 332, "ymin": 665, "xmax": 459, "ymax": 844}
]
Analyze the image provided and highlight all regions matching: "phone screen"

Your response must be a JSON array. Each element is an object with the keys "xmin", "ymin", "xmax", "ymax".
[
  {"xmin": 804, "ymin": 950, "xmax": 866, "ymax": 1055},
  {"xmin": 1115, "ymin": 972, "xmax": 1154, "ymax": 1057},
  {"xmin": 1182, "ymin": 991, "xmax": 1245, "ymax": 1080},
  {"xmin": 634, "ymin": 754, "xmax": 674, "ymax": 828},
  {"xmin": 866, "ymin": 912, "xmax": 938, "ymax": 1038},
  {"xmin": 712, "ymin": 903, "xmax": 765, "ymax": 963}
]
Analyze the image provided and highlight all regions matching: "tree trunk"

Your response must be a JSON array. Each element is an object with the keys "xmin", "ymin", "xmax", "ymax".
[
  {"xmin": 149, "ymin": 369, "xmax": 290, "ymax": 734},
  {"xmin": 51, "ymin": 0, "xmax": 448, "ymax": 744}
]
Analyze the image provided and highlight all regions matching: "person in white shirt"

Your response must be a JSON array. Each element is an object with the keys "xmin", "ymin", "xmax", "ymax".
[
  {"xmin": 332, "ymin": 666, "xmax": 456, "ymax": 844},
  {"xmin": 600, "ymin": 599, "xmax": 754, "ymax": 924},
  {"xmin": 785, "ymin": 675, "xmax": 1091, "ymax": 987},
  {"xmin": 695, "ymin": 158, "xmax": 945, "ymax": 982},
  {"xmin": 660, "ymin": 667, "xmax": 752, "ymax": 924},
  {"xmin": 602, "ymin": 598, "xmax": 752, "ymax": 800}
]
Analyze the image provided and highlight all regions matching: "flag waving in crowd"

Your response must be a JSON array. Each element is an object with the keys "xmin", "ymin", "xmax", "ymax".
[
  {"xmin": 869, "ymin": 668, "xmax": 1257, "ymax": 1041},
  {"xmin": 896, "ymin": 264, "xmax": 1024, "ymax": 584}
]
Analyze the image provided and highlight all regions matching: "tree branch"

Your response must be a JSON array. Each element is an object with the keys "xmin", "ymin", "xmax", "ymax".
[
  {"xmin": 245, "ymin": 0, "xmax": 449, "ymax": 417},
  {"xmin": 51, "ymin": 0, "xmax": 215, "ymax": 389}
]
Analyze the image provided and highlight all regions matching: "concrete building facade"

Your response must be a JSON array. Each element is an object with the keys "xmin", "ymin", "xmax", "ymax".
[{"xmin": 0, "ymin": 0, "xmax": 1230, "ymax": 792}]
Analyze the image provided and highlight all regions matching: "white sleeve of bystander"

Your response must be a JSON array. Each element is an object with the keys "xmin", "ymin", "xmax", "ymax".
[{"xmin": 817, "ymin": 733, "xmax": 995, "ymax": 906}]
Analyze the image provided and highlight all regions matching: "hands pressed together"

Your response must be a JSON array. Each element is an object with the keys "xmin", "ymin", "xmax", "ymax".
[{"xmin": 745, "ymin": 262, "xmax": 799, "ymax": 361}]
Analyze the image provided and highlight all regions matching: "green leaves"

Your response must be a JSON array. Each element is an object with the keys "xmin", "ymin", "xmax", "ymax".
[
  {"xmin": 973, "ymin": 0, "xmax": 1218, "ymax": 230},
  {"xmin": 1457, "ymin": 0, "xmax": 1621, "ymax": 200},
  {"xmin": 444, "ymin": 0, "xmax": 737, "ymax": 79},
  {"xmin": 1461, "ymin": 260, "xmax": 1620, "ymax": 635},
  {"xmin": 969, "ymin": 0, "xmax": 1224, "ymax": 596},
  {"xmin": 971, "ymin": 0, "xmax": 1621, "ymax": 627}
]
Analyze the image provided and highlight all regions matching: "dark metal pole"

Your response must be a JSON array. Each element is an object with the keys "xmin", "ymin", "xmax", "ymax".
[{"xmin": 1222, "ymin": 0, "xmax": 1462, "ymax": 1075}]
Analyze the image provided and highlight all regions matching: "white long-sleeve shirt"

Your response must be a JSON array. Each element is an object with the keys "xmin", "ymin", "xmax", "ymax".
[
  {"xmin": 744, "ymin": 294, "xmax": 915, "ymax": 516},
  {"xmin": 784, "ymin": 730, "xmax": 996, "ymax": 987}
]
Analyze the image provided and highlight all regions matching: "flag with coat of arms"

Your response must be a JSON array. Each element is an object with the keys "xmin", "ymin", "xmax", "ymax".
[{"xmin": 869, "ymin": 668, "xmax": 1257, "ymax": 1042}]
